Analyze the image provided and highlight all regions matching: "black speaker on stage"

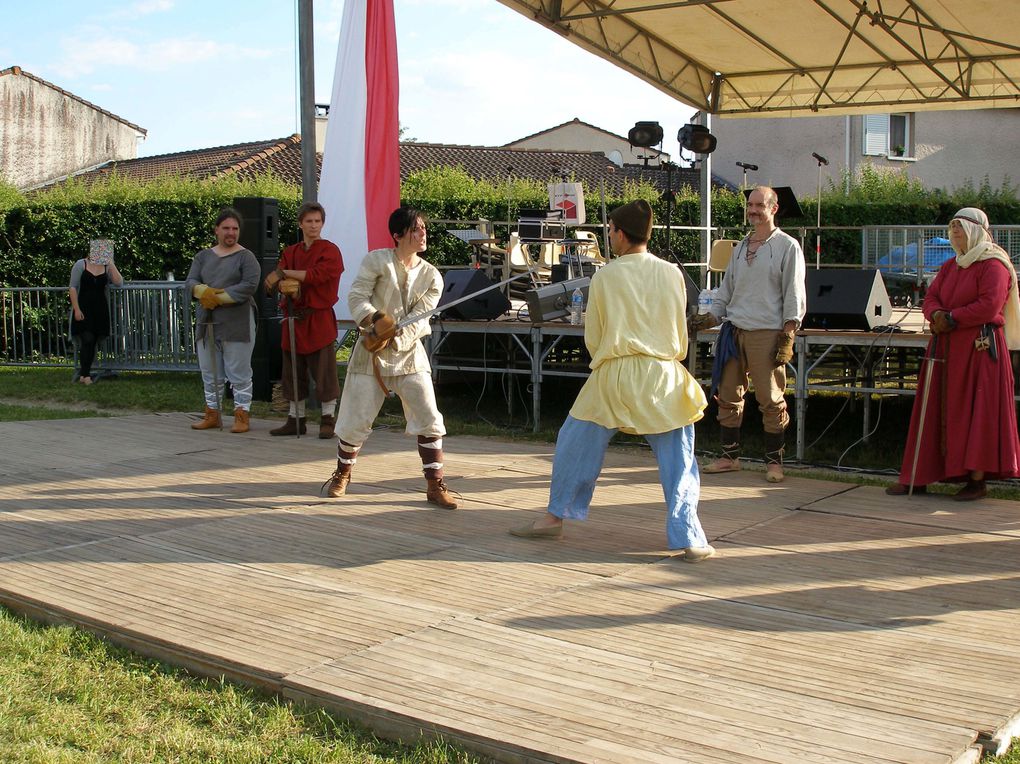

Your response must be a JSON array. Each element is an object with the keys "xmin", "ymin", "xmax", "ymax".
[
  {"xmin": 803, "ymin": 269, "xmax": 892, "ymax": 331},
  {"xmin": 233, "ymin": 196, "xmax": 281, "ymax": 401},
  {"xmin": 438, "ymin": 269, "xmax": 511, "ymax": 320}
]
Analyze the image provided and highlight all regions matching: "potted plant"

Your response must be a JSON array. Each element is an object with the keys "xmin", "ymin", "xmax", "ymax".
[{"xmin": 891, "ymin": 145, "xmax": 905, "ymax": 157}]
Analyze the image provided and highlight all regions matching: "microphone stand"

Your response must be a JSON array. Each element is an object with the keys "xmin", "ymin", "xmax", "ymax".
[
  {"xmin": 812, "ymin": 152, "xmax": 829, "ymax": 270},
  {"xmin": 735, "ymin": 161, "xmax": 757, "ymax": 226}
]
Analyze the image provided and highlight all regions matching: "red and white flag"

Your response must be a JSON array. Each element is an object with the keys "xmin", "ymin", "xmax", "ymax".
[{"xmin": 320, "ymin": 0, "xmax": 400, "ymax": 321}]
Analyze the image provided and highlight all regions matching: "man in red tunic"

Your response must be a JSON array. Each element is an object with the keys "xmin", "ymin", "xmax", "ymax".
[
  {"xmin": 887, "ymin": 207, "xmax": 1020, "ymax": 500},
  {"xmin": 264, "ymin": 202, "xmax": 344, "ymax": 439}
]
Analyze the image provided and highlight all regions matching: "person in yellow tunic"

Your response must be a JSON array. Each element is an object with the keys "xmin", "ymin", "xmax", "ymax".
[{"xmin": 510, "ymin": 200, "xmax": 715, "ymax": 562}]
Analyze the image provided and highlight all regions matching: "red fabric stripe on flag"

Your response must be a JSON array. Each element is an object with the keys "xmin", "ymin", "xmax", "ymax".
[{"xmin": 363, "ymin": 0, "xmax": 401, "ymax": 251}]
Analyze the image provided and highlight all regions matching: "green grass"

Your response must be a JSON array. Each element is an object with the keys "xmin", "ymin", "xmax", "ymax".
[
  {"xmin": 990, "ymin": 744, "xmax": 1020, "ymax": 763},
  {"xmin": 0, "ymin": 606, "xmax": 478, "ymax": 764}
]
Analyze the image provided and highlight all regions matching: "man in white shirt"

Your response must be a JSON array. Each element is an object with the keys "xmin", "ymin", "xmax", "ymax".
[{"xmin": 690, "ymin": 186, "xmax": 806, "ymax": 483}]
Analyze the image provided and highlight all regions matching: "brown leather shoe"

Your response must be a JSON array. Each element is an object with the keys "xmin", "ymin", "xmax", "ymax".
[
  {"xmin": 953, "ymin": 480, "xmax": 987, "ymax": 502},
  {"xmin": 191, "ymin": 407, "xmax": 221, "ymax": 430},
  {"xmin": 270, "ymin": 416, "xmax": 306, "ymax": 436},
  {"xmin": 325, "ymin": 469, "xmax": 351, "ymax": 497},
  {"xmin": 426, "ymin": 477, "xmax": 458, "ymax": 509},
  {"xmin": 886, "ymin": 483, "xmax": 926, "ymax": 496},
  {"xmin": 318, "ymin": 414, "xmax": 336, "ymax": 439},
  {"xmin": 703, "ymin": 457, "xmax": 740, "ymax": 474},
  {"xmin": 230, "ymin": 409, "xmax": 250, "ymax": 433}
]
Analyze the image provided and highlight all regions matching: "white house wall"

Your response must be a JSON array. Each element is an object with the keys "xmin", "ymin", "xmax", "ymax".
[
  {"xmin": 508, "ymin": 122, "xmax": 666, "ymax": 165},
  {"xmin": 0, "ymin": 73, "xmax": 142, "ymax": 190},
  {"xmin": 711, "ymin": 109, "xmax": 1020, "ymax": 202}
]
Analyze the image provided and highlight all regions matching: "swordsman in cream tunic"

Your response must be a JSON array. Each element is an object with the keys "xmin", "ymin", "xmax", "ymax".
[{"xmin": 324, "ymin": 206, "xmax": 457, "ymax": 509}]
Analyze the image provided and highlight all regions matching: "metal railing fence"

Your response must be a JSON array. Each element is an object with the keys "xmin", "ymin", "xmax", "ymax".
[
  {"xmin": 1, "ymin": 282, "xmax": 199, "ymax": 371},
  {"xmin": 862, "ymin": 225, "xmax": 1020, "ymax": 286}
]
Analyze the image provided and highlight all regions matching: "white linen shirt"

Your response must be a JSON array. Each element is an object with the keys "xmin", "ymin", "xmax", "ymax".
[
  {"xmin": 347, "ymin": 248, "xmax": 443, "ymax": 376},
  {"xmin": 712, "ymin": 228, "xmax": 806, "ymax": 330}
]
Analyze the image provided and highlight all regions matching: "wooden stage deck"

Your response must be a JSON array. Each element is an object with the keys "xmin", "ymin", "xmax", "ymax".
[{"xmin": 1, "ymin": 413, "xmax": 1018, "ymax": 763}]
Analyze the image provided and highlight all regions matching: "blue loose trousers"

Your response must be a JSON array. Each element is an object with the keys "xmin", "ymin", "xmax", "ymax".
[{"xmin": 547, "ymin": 415, "xmax": 707, "ymax": 550}]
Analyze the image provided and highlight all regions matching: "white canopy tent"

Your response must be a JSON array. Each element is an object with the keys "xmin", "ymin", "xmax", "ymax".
[{"xmin": 495, "ymin": 0, "xmax": 1020, "ymax": 117}]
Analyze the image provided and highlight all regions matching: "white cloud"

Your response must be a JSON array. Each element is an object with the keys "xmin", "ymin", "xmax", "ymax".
[
  {"xmin": 52, "ymin": 34, "xmax": 281, "ymax": 77},
  {"xmin": 108, "ymin": 0, "xmax": 175, "ymax": 21},
  {"xmin": 89, "ymin": 83, "xmax": 114, "ymax": 92}
]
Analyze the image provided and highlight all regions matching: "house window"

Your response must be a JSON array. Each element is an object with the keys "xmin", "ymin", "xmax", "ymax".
[{"xmin": 863, "ymin": 113, "xmax": 912, "ymax": 157}]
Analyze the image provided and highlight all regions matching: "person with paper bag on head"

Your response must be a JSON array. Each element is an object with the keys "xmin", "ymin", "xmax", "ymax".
[{"xmin": 68, "ymin": 239, "xmax": 123, "ymax": 385}]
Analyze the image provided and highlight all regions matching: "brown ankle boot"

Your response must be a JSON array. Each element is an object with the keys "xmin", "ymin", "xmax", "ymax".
[
  {"xmin": 325, "ymin": 468, "xmax": 351, "ymax": 497},
  {"xmin": 318, "ymin": 414, "xmax": 336, "ymax": 439},
  {"xmin": 426, "ymin": 477, "xmax": 458, "ymax": 509},
  {"xmin": 230, "ymin": 409, "xmax": 250, "ymax": 433},
  {"xmin": 270, "ymin": 416, "xmax": 306, "ymax": 436},
  {"xmin": 191, "ymin": 407, "xmax": 221, "ymax": 430}
]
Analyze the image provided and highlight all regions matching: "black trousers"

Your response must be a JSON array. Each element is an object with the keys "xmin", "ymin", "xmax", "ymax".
[{"xmin": 76, "ymin": 331, "xmax": 98, "ymax": 377}]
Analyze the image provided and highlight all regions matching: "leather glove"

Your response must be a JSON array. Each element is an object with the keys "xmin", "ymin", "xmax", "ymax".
[
  {"xmin": 688, "ymin": 312, "xmax": 721, "ymax": 334},
  {"xmin": 774, "ymin": 329, "xmax": 796, "ymax": 366},
  {"xmin": 279, "ymin": 278, "xmax": 301, "ymax": 300},
  {"xmin": 263, "ymin": 267, "xmax": 286, "ymax": 295},
  {"xmin": 930, "ymin": 310, "xmax": 955, "ymax": 334},
  {"xmin": 361, "ymin": 311, "xmax": 398, "ymax": 353},
  {"xmin": 199, "ymin": 289, "xmax": 221, "ymax": 310}
]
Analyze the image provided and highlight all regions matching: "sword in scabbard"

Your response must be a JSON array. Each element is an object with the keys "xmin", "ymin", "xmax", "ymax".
[
  {"xmin": 205, "ymin": 320, "xmax": 223, "ymax": 431},
  {"xmin": 907, "ymin": 333, "xmax": 941, "ymax": 496},
  {"xmin": 284, "ymin": 297, "xmax": 301, "ymax": 439}
]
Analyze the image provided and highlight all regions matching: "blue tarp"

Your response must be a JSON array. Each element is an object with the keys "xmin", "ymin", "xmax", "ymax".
[{"xmin": 876, "ymin": 237, "xmax": 954, "ymax": 275}]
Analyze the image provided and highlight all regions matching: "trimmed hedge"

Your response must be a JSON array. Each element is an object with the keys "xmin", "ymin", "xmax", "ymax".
[{"xmin": 2, "ymin": 165, "xmax": 1018, "ymax": 287}]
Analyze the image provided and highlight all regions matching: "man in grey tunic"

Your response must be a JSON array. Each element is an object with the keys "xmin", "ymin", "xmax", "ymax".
[
  {"xmin": 690, "ymin": 186, "xmax": 806, "ymax": 482},
  {"xmin": 185, "ymin": 207, "xmax": 261, "ymax": 433},
  {"xmin": 323, "ymin": 206, "xmax": 457, "ymax": 509}
]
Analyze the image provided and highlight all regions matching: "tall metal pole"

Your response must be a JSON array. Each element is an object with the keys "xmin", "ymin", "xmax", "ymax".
[
  {"xmin": 699, "ymin": 112, "xmax": 713, "ymax": 267},
  {"xmin": 298, "ymin": 0, "xmax": 317, "ymax": 202}
]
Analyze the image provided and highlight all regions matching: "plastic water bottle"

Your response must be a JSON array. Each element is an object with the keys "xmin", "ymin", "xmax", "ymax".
[
  {"xmin": 570, "ymin": 287, "xmax": 584, "ymax": 325},
  {"xmin": 698, "ymin": 288, "xmax": 712, "ymax": 315}
]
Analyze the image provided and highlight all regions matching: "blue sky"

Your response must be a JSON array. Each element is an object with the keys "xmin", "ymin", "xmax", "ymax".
[{"xmin": 3, "ymin": 0, "xmax": 695, "ymax": 159}]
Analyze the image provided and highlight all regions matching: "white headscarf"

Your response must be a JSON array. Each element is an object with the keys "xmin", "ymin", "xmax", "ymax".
[{"xmin": 950, "ymin": 207, "xmax": 1020, "ymax": 350}]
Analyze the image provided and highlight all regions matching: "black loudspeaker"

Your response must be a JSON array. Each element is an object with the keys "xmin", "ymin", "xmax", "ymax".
[
  {"xmin": 438, "ymin": 269, "xmax": 511, "ymax": 320},
  {"xmin": 803, "ymin": 269, "xmax": 892, "ymax": 331},
  {"xmin": 551, "ymin": 262, "xmax": 599, "ymax": 283},
  {"xmin": 233, "ymin": 196, "xmax": 281, "ymax": 401}
]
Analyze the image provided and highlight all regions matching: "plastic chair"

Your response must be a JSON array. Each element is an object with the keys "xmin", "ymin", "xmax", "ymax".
[
  {"xmin": 708, "ymin": 239, "xmax": 739, "ymax": 286},
  {"xmin": 508, "ymin": 233, "xmax": 550, "ymax": 289},
  {"xmin": 572, "ymin": 229, "xmax": 606, "ymax": 264}
]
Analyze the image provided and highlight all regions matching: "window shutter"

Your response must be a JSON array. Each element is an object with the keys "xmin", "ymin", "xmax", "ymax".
[{"xmin": 863, "ymin": 114, "xmax": 890, "ymax": 156}]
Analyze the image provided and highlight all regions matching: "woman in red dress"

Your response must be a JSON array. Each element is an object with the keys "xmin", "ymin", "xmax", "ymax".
[{"xmin": 888, "ymin": 207, "xmax": 1020, "ymax": 500}]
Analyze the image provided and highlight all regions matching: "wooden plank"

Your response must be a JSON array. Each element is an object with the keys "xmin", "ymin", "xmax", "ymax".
[{"xmin": 0, "ymin": 414, "xmax": 1015, "ymax": 764}]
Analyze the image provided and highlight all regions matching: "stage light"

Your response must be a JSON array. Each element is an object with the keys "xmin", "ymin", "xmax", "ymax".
[
  {"xmin": 628, "ymin": 121, "xmax": 663, "ymax": 148},
  {"xmin": 678, "ymin": 123, "xmax": 717, "ymax": 154}
]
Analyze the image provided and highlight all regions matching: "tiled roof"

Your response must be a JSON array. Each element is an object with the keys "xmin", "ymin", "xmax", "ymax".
[
  {"xmin": 1, "ymin": 65, "xmax": 146, "ymax": 135},
  {"xmin": 504, "ymin": 117, "xmax": 666, "ymax": 158},
  {"xmin": 399, "ymin": 142, "xmax": 719, "ymax": 193},
  {"xmin": 55, "ymin": 134, "xmax": 731, "ymax": 193},
  {"xmin": 59, "ymin": 136, "xmax": 304, "ymax": 187}
]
